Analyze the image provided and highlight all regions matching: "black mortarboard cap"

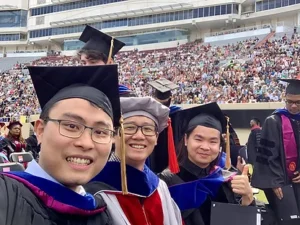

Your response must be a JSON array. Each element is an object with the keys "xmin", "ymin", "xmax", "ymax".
[
  {"xmin": 27, "ymin": 65, "xmax": 121, "ymax": 127},
  {"xmin": 7, "ymin": 121, "xmax": 23, "ymax": 130},
  {"xmin": 30, "ymin": 121, "xmax": 36, "ymax": 127},
  {"xmin": 170, "ymin": 102, "xmax": 226, "ymax": 146},
  {"xmin": 79, "ymin": 25, "xmax": 125, "ymax": 58},
  {"xmin": 148, "ymin": 78, "xmax": 179, "ymax": 100},
  {"xmin": 279, "ymin": 79, "xmax": 300, "ymax": 95}
]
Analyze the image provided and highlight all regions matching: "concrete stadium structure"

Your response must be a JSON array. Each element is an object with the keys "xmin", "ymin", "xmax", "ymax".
[{"xmin": 0, "ymin": 0, "xmax": 300, "ymax": 56}]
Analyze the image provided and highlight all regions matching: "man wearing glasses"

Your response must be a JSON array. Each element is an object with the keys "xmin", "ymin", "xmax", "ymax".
[
  {"xmin": 85, "ymin": 97, "xmax": 182, "ymax": 225},
  {"xmin": 252, "ymin": 79, "xmax": 300, "ymax": 225},
  {"xmin": 0, "ymin": 65, "xmax": 120, "ymax": 225}
]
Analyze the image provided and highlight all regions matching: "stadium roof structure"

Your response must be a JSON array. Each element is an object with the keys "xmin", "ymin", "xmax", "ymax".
[
  {"xmin": 0, "ymin": 5, "xmax": 18, "ymax": 11},
  {"xmin": 51, "ymin": 0, "xmax": 81, "ymax": 3},
  {"xmin": 50, "ymin": 3, "xmax": 193, "ymax": 27}
]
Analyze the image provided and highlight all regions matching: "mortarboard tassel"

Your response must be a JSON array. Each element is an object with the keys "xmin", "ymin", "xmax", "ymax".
[
  {"xmin": 225, "ymin": 116, "xmax": 231, "ymax": 170},
  {"xmin": 119, "ymin": 116, "xmax": 128, "ymax": 194},
  {"xmin": 107, "ymin": 37, "xmax": 114, "ymax": 65},
  {"xmin": 167, "ymin": 118, "xmax": 180, "ymax": 173}
]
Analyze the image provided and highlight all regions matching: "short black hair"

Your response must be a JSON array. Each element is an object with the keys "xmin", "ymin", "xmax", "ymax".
[
  {"xmin": 77, "ymin": 49, "xmax": 108, "ymax": 63},
  {"xmin": 251, "ymin": 117, "xmax": 261, "ymax": 125}
]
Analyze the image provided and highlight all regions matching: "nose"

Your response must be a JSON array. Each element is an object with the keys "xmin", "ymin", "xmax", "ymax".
[
  {"xmin": 200, "ymin": 142, "xmax": 210, "ymax": 151},
  {"xmin": 73, "ymin": 129, "xmax": 94, "ymax": 150},
  {"xmin": 131, "ymin": 128, "xmax": 145, "ymax": 140}
]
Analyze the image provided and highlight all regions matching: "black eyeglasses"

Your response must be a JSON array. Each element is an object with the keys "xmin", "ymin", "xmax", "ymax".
[
  {"xmin": 45, "ymin": 118, "xmax": 115, "ymax": 144},
  {"xmin": 123, "ymin": 123, "xmax": 157, "ymax": 136},
  {"xmin": 285, "ymin": 99, "xmax": 300, "ymax": 106}
]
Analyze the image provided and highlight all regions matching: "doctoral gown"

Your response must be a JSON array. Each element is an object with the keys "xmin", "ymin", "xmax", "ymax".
[
  {"xmin": 247, "ymin": 127, "xmax": 261, "ymax": 165},
  {"xmin": 85, "ymin": 154, "xmax": 182, "ymax": 225},
  {"xmin": 159, "ymin": 159, "xmax": 243, "ymax": 225},
  {"xmin": 252, "ymin": 111, "xmax": 300, "ymax": 224},
  {"xmin": 0, "ymin": 172, "xmax": 112, "ymax": 225}
]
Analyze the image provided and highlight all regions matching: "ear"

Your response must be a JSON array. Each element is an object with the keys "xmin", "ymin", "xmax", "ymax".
[
  {"xmin": 151, "ymin": 132, "xmax": 158, "ymax": 146},
  {"xmin": 184, "ymin": 134, "xmax": 188, "ymax": 146},
  {"xmin": 35, "ymin": 119, "xmax": 45, "ymax": 145},
  {"xmin": 111, "ymin": 136, "xmax": 115, "ymax": 144}
]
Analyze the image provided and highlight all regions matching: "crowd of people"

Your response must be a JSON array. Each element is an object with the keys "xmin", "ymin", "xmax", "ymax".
[{"xmin": 0, "ymin": 32, "xmax": 300, "ymax": 118}]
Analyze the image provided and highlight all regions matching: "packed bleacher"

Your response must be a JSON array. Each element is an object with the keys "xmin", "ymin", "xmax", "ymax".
[{"xmin": 1, "ymin": 32, "xmax": 300, "ymax": 118}]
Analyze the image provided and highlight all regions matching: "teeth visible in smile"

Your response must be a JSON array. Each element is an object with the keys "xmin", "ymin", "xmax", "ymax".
[
  {"xmin": 66, "ymin": 157, "xmax": 91, "ymax": 165},
  {"xmin": 131, "ymin": 145, "xmax": 146, "ymax": 149}
]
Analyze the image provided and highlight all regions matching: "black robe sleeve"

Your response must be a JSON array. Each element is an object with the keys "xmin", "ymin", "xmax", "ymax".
[
  {"xmin": 247, "ymin": 129, "xmax": 261, "ymax": 165},
  {"xmin": 25, "ymin": 135, "xmax": 40, "ymax": 159},
  {"xmin": 252, "ymin": 115, "xmax": 287, "ymax": 189},
  {"xmin": 0, "ymin": 175, "xmax": 112, "ymax": 225}
]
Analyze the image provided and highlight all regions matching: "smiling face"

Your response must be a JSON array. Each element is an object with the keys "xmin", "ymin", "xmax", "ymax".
[
  {"xmin": 36, "ymin": 98, "xmax": 113, "ymax": 190},
  {"xmin": 10, "ymin": 124, "xmax": 21, "ymax": 136},
  {"xmin": 185, "ymin": 125, "xmax": 221, "ymax": 168},
  {"xmin": 115, "ymin": 116, "xmax": 158, "ymax": 170}
]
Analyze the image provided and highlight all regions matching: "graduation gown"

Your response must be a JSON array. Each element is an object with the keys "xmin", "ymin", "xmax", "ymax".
[
  {"xmin": 252, "ymin": 110, "xmax": 300, "ymax": 223},
  {"xmin": 85, "ymin": 155, "xmax": 182, "ymax": 225},
  {"xmin": 247, "ymin": 127, "xmax": 261, "ymax": 165},
  {"xmin": 159, "ymin": 159, "xmax": 242, "ymax": 225},
  {"xmin": 25, "ymin": 134, "xmax": 40, "ymax": 160},
  {"xmin": 0, "ymin": 172, "xmax": 112, "ymax": 225}
]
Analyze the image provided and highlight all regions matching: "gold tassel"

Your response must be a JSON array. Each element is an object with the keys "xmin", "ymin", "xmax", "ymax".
[
  {"xmin": 107, "ymin": 37, "xmax": 114, "ymax": 65},
  {"xmin": 225, "ymin": 116, "xmax": 231, "ymax": 170},
  {"xmin": 119, "ymin": 116, "xmax": 128, "ymax": 194}
]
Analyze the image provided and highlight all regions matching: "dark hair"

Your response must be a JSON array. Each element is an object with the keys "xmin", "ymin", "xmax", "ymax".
[
  {"xmin": 251, "ymin": 117, "xmax": 261, "ymax": 126},
  {"xmin": 40, "ymin": 101, "xmax": 108, "ymax": 121},
  {"xmin": 77, "ymin": 49, "xmax": 108, "ymax": 64},
  {"xmin": 177, "ymin": 126, "xmax": 225, "ymax": 167},
  {"xmin": 120, "ymin": 92, "xmax": 137, "ymax": 97}
]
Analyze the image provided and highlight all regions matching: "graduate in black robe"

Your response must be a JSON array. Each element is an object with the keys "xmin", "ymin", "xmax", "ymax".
[
  {"xmin": 0, "ymin": 65, "xmax": 122, "ymax": 225},
  {"xmin": 247, "ymin": 118, "xmax": 262, "ymax": 165},
  {"xmin": 252, "ymin": 79, "xmax": 300, "ymax": 225},
  {"xmin": 25, "ymin": 121, "xmax": 40, "ymax": 160},
  {"xmin": 159, "ymin": 103, "xmax": 255, "ymax": 225},
  {"xmin": 146, "ymin": 78, "xmax": 181, "ymax": 173}
]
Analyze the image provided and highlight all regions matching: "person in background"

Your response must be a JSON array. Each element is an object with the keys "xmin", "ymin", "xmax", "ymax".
[
  {"xmin": 252, "ymin": 79, "xmax": 300, "ymax": 225},
  {"xmin": 247, "ymin": 118, "xmax": 261, "ymax": 165},
  {"xmin": 0, "ymin": 121, "xmax": 26, "ymax": 160},
  {"xmin": 25, "ymin": 121, "xmax": 40, "ymax": 161},
  {"xmin": 78, "ymin": 25, "xmax": 125, "ymax": 66},
  {"xmin": 0, "ymin": 122, "xmax": 6, "ymax": 141},
  {"xmin": 0, "ymin": 65, "xmax": 121, "ymax": 225},
  {"xmin": 147, "ymin": 78, "xmax": 181, "ymax": 173}
]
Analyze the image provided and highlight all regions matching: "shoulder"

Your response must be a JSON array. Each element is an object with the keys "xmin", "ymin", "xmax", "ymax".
[
  {"xmin": 0, "ymin": 173, "xmax": 42, "ymax": 204},
  {"xmin": 0, "ymin": 174, "xmax": 49, "ymax": 224},
  {"xmin": 158, "ymin": 169, "xmax": 183, "ymax": 187},
  {"xmin": 265, "ymin": 114, "xmax": 281, "ymax": 123}
]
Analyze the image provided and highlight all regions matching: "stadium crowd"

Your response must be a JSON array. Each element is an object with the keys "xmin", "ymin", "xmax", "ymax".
[{"xmin": 0, "ymin": 32, "xmax": 300, "ymax": 118}]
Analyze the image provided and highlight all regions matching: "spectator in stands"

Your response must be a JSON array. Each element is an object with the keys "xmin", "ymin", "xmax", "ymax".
[
  {"xmin": 0, "ymin": 121, "xmax": 26, "ymax": 161},
  {"xmin": 0, "ymin": 122, "xmax": 5, "ymax": 141},
  {"xmin": 2, "ymin": 30, "xmax": 300, "ymax": 119}
]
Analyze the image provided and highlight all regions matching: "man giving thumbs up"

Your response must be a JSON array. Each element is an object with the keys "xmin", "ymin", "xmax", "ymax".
[{"xmin": 231, "ymin": 165, "xmax": 254, "ymax": 206}]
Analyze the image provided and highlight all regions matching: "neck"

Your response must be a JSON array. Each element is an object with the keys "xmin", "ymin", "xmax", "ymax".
[
  {"xmin": 69, "ymin": 185, "xmax": 83, "ymax": 194},
  {"xmin": 115, "ymin": 151, "xmax": 145, "ymax": 171},
  {"xmin": 188, "ymin": 156, "xmax": 209, "ymax": 169}
]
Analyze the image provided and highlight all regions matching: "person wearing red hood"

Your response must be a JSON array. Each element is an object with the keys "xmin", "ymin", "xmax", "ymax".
[{"xmin": 0, "ymin": 121, "xmax": 26, "ymax": 160}]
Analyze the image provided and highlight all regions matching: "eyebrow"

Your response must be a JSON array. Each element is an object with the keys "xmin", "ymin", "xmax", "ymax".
[
  {"xmin": 194, "ymin": 134, "xmax": 219, "ymax": 140},
  {"xmin": 61, "ymin": 112, "xmax": 111, "ymax": 128},
  {"xmin": 124, "ymin": 121, "xmax": 156, "ymax": 127}
]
